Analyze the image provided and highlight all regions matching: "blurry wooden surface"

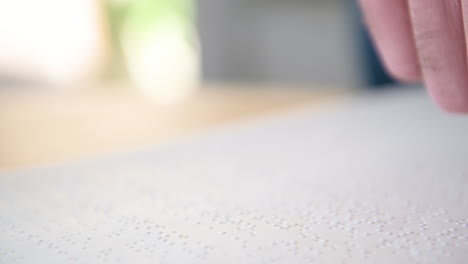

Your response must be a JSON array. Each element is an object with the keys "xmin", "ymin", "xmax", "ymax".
[{"xmin": 0, "ymin": 84, "xmax": 342, "ymax": 170}]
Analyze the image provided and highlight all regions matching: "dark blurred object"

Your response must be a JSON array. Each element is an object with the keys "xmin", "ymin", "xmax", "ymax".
[{"xmin": 349, "ymin": 0, "xmax": 395, "ymax": 88}]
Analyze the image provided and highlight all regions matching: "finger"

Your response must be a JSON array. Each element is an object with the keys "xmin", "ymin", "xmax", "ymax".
[
  {"xmin": 460, "ymin": 0, "xmax": 468, "ymax": 111},
  {"xmin": 409, "ymin": 0, "xmax": 468, "ymax": 113},
  {"xmin": 359, "ymin": 0, "xmax": 421, "ymax": 82}
]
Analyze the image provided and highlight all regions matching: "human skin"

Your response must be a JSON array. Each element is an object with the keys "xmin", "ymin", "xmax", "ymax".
[{"xmin": 359, "ymin": 0, "xmax": 468, "ymax": 113}]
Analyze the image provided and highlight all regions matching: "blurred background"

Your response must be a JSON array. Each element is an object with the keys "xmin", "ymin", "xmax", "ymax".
[{"xmin": 0, "ymin": 0, "xmax": 399, "ymax": 170}]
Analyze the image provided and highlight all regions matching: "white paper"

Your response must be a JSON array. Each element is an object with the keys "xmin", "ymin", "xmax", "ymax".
[{"xmin": 1, "ymin": 89, "xmax": 467, "ymax": 263}]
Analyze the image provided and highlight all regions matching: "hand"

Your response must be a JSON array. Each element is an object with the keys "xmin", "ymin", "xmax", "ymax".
[{"xmin": 359, "ymin": 0, "xmax": 468, "ymax": 113}]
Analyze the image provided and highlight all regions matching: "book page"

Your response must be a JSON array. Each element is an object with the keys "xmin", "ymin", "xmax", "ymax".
[{"xmin": 1, "ymin": 89, "xmax": 467, "ymax": 263}]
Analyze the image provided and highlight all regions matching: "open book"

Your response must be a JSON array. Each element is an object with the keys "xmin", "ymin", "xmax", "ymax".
[{"xmin": 1, "ymin": 89, "xmax": 467, "ymax": 263}]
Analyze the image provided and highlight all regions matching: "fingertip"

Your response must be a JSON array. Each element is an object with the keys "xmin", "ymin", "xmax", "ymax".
[
  {"xmin": 437, "ymin": 102, "xmax": 468, "ymax": 114},
  {"xmin": 359, "ymin": 0, "xmax": 422, "ymax": 84},
  {"xmin": 430, "ymin": 90, "xmax": 468, "ymax": 114},
  {"xmin": 386, "ymin": 65, "xmax": 422, "ymax": 83}
]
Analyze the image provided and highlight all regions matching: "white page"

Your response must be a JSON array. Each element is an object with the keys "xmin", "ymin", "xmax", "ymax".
[{"xmin": 1, "ymin": 88, "xmax": 467, "ymax": 264}]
